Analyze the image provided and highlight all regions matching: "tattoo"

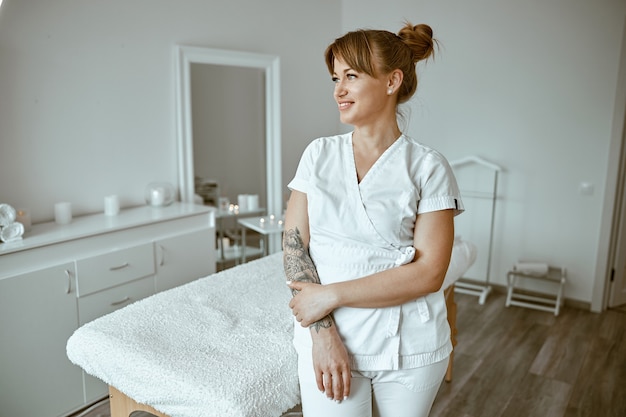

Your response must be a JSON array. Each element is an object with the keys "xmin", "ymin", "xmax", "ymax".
[{"xmin": 283, "ymin": 227, "xmax": 333, "ymax": 333}]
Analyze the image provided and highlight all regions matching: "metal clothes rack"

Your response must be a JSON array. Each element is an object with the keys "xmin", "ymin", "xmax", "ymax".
[{"xmin": 450, "ymin": 155, "xmax": 503, "ymax": 305}]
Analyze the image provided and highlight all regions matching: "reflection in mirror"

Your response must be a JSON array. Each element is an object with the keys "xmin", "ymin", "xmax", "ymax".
[
  {"xmin": 176, "ymin": 46, "xmax": 282, "ymax": 206},
  {"xmin": 191, "ymin": 64, "xmax": 266, "ymax": 208},
  {"xmin": 175, "ymin": 45, "xmax": 282, "ymax": 253}
]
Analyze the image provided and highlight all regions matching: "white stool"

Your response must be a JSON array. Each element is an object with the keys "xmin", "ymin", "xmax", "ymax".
[{"xmin": 505, "ymin": 265, "xmax": 566, "ymax": 316}]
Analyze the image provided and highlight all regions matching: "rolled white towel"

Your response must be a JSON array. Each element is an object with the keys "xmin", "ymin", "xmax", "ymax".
[{"xmin": 514, "ymin": 262, "xmax": 549, "ymax": 276}]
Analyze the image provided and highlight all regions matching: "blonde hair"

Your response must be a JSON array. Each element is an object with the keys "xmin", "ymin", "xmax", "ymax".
[{"xmin": 324, "ymin": 22, "xmax": 437, "ymax": 104}]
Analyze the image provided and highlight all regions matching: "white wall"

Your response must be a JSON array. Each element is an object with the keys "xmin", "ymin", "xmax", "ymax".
[
  {"xmin": 341, "ymin": 0, "xmax": 626, "ymax": 305},
  {"xmin": 0, "ymin": 0, "xmax": 339, "ymax": 221}
]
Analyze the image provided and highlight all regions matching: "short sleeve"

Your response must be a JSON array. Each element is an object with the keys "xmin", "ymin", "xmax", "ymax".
[
  {"xmin": 417, "ymin": 151, "xmax": 464, "ymax": 217},
  {"xmin": 287, "ymin": 140, "xmax": 319, "ymax": 194}
]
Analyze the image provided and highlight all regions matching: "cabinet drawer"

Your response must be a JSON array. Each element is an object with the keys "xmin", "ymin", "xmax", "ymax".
[
  {"xmin": 77, "ymin": 276, "xmax": 154, "ymax": 326},
  {"xmin": 76, "ymin": 243, "xmax": 155, "ymax": 297}
]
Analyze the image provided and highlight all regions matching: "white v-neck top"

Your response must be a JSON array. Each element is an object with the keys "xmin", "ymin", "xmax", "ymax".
[{"xmin": 288, "ymin": 132, "xmax": 464, "ymax": 370}]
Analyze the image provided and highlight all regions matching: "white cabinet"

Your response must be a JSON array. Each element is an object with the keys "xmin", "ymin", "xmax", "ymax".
[
  {"xmin": 155, "ymin": 229, "xmax": 215, "ymax": 292},
  {"xmin": 78, "ymin": 275, "xmax": 156, "ymax": 403},
  {"xmin": 75, "ymin": 242, "xmax": 156, "ymax": 297},
  {"xmin": 0, "ymin": 203, "xmax": 215, "ymax": 417},
  {"xmin": 0, "ymin": 263, "xmax": 84, "ymax": 417},
  {"xmin": 75, "ymin": 242, "xmax": 158, "ymax": 403}
]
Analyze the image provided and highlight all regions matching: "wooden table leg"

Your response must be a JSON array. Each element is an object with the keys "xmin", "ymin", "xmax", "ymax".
[
  {"xmin": 109, "ymin": 385, "xmax": 170, "ymax": 417},
  {"xmin": 444, "ymin": 284, "xmax": 457, "ymax": 382}
]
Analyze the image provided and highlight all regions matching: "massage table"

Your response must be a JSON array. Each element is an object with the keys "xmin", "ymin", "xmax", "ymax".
[{"xmin": 67, "ymin": 238, "xmax": 476, "ymax": 417}]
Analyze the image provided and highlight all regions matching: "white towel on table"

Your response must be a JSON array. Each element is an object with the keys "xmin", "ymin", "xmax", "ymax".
[
  {"xmin": 442, "ymin": 236, "xmax": 478, "ymax": 289},
  {"xmin": 67, "ymin": 253, "xmax": 299, "ymax": 417}
]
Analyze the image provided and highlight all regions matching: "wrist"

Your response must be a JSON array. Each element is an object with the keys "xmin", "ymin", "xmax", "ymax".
[
  {"xmin": 309, "ymin": 316, "xmax": 336, "ymax": 339},
  {"xmin": 311, "ymin": 323, "xmax": 345, "ymax": 352},
  {"xmin": 327, "ymin": 283, "xmax": 342, "ymax": 310}
]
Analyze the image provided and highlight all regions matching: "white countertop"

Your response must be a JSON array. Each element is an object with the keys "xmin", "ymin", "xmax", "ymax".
[{"xmin": 0, "ymin": 203, "xmax": 214, "ymax": 255}]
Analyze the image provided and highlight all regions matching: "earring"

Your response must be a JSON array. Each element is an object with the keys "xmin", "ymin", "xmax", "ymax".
[{"xmin": 388, "ymin": 88, "xmax": 393, "ymax": 95}]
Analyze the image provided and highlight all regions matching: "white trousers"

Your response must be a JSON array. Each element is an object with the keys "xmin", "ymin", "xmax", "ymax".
[{"xmin": 297, "ymin": 352, "xmax": 448, "ymax": 417}]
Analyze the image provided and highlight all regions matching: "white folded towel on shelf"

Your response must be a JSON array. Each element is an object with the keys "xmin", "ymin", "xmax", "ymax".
[{"xmin": 514, "ymin": 262, "xmax": 549, "ymax": 276}]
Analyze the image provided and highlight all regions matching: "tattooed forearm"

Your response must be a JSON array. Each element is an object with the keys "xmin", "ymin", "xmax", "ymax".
[
  {"xmin": 283, "ymin": 227, "xmax": 319, "ymax": 286},
  {"xmin": 283, "ymin": 227, "xmax": 333, "ymax": 332}
]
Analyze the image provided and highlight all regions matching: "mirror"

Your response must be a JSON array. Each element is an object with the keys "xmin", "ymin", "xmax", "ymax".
[
  {"xmin": 190, "ymin": 64, "xmax": 266, "ymax": 208},
  {"xmin": 175, "ymin": 45, "xmax": 282, "ymax": 251}
]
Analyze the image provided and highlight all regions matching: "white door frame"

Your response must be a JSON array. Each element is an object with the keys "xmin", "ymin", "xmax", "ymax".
[
  {"xmin": 592, "ymin": 16, "xmax": 626, "ymax": 312},
  {"xmin": 608, "ymin": 114, "xmax": 626, "ymax": 308}
]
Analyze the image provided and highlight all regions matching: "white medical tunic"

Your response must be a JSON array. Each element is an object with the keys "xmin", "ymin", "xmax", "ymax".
[{"xmin": 288, "ymin": 133, "xmax": 464, "ymax": 371}]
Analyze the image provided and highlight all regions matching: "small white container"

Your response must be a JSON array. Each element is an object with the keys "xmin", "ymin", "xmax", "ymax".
[
  {"xmin": 145, "ymin": 182, "xmax": 175, "ymax": 207},
  {"xmin": 104, "ymin": 195, "xmax": 120, "ymax": 216},
  {"xmin": 237, "ymin": 194, "xmax": 248, "ymax": 212},
  {"xmin": 54, "ymin": 202, "xmax": 72, "ymax": 225},
  {"xmin": 247, "ymin": 194, "xmax": 259, "ymax": 211}
]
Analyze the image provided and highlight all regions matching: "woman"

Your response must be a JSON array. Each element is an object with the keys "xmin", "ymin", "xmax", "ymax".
[{"xmin": 283, "ymin": 22, "xmax": 463, "ymax": 417}]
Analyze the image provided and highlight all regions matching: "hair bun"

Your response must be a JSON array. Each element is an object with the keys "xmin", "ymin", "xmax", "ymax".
[{"xmin": 397, "ymin": 22, "xmax": 436, "ymax": 63}]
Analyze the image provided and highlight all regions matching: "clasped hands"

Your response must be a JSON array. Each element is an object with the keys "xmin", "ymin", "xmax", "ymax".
[
  {"xmin": 287, "ymin": 280, "xmax": 337, "ymax": 327},
  {"xmin": 287, "ymin": 280, "xmax": 351, "ymax": 402}
]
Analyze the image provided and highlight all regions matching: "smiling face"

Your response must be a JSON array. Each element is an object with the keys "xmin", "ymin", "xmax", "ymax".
[{"xmin": 332, "ymin": 57, "xmax": 397, "ymax": 128}]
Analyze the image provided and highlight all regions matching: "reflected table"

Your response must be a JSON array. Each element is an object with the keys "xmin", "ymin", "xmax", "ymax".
[{"xmin": 237, "ymin": 215, "xmax": 284, "ymax": 263}]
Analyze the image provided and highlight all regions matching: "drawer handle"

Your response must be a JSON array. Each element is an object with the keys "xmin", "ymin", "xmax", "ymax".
[
  {"xmin": 64, "ymin": 269, "xmax": 72, "ymax": 294},
  {"xmin": 158, "ymin": 245, "xmax": 165, "ymax": 267},
  {"xmin": 109, "ymin": 262, "xmax": 130, "ymax": 271},
  {"xmin": 111, "ymin": 296, "xmax": 131, "ymax": 306}
]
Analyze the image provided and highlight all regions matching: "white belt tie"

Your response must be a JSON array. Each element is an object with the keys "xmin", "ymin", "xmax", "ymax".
[
  {"xmin": 394, "ymin": 246, "xmax": 415, "ymax": 266},
  {"xmin": 387, "ymin": 246, "xmax": 418, "ymax": 337}
]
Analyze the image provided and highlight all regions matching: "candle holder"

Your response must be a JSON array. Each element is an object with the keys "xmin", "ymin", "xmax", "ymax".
[
  {"xmin": 145, "ymin": 182, "xmax": 175, "ymax": 207},
  {"xmin": 16, "ymin": 209, "xmax": 32, "ymax": 231}
]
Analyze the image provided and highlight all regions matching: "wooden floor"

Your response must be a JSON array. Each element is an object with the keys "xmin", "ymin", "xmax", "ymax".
[
  {"xmin": 71, "ymin": 291, "xmax": 626, "ymax": 417},
  {"xmin": 432, "ymin": 291, "xmax": 626, "ymax": 417}
]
